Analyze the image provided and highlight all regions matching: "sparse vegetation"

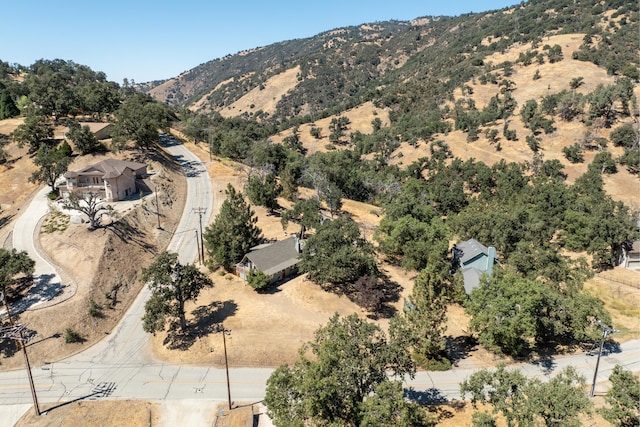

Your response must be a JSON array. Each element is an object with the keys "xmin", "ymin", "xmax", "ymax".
[{"xmin": 42, "ymin": 207, "xmax": 70, "ymax": 233}]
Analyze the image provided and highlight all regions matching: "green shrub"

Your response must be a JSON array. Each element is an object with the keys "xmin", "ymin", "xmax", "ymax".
[
  {"xmin": 64, "ymin": 328, "xmax": 82, "ymax": 343},
  {"xmin": 88, "ymin": 298, "xmax": 102, "ymax": 317},
  {"xmin": 562, "ymin": 143, "xmax": 584, "ymax": 163}
]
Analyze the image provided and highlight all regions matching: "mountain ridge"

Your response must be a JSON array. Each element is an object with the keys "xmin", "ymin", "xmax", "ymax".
[{"xmin": 140, "ymin": 0, "xmax": 638, "ymax": 135}]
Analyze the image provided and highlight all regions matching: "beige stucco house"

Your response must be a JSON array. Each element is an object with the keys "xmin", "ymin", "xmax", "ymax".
[
  {"xmin": 56, "ymin": 122, "xmax": 114, "ymax": 140},
  {"xmin": 63, "ymin": 159, "xmax": 147, "ymax": 202}
]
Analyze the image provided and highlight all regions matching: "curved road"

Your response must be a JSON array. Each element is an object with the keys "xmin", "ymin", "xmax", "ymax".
[{"xmin": 1, "ymin": 136, "xmax": 639, "ymax": 423}]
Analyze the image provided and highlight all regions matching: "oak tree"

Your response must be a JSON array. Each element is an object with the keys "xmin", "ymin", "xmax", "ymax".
[
  {"xmin": 30, "ymin": 143, "xmax": 74, "ymax": 193},
  {"xmin": 245, "ymin": 172, "xmax": 281, "ymax": 213},
  {"xmin": 264, "ymin": 314, "xmax": 421, "ymax": 427},
  {"xmin": 11, "ymin": 113, "xmax": 54, "ymax": 154},
  {"xmin": 300, "ymin": 216, "xmax": 378, "ymax": 287},
  {"xmin": 600, "ymin": 365, "xmax": 640, "ymax": 427},
  {"xmin": 280, "ymin": 197, "xmax": 322, "ymax": 238},
  {"xmin": 65, "ymin": 120, "xmax": 101, "ymax": 154},
  {"xmin": 61, "ymin": 191, "xmax": 113, "ymax": 230},
  {"xmin": 141, "ymin": 251, "xmax": 213, "ymax": 334},
  {"xmin": 461, "ymin": 364, "xmax": 591, "ymax": 427},
  {"xmin": 112, "ymin": 92, "xmax": 171, "ymax": 151},
  {"xmin": 0, "ymin": 248, "xmax": 35, "ymax": 296}
]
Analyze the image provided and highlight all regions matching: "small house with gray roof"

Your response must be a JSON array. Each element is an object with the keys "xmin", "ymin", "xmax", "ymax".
[
  {"xmin": 451, "ymin": 238, "xmax": 498, "ymax": 295},
  {"xmin": 63, "ymin": 158, "xmax": 148, "ymax": 202},
  {"xmin": 236, "ymin": 236, "xmax": 303, "ymax": 283}
]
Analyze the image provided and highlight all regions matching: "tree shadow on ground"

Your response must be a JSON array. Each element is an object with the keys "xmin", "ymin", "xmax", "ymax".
[
  {"xmin": 4, "ymin": 276, "xmax": 34, "ymax": 304},
  {"xmin": 585, "ymin": 339, "xmax": 622, "ymax": 357},
  {"xmin": 405, "ymin": 387, "xmax": 449, "ymax": 404},
  {"xmin": 531, "ymin": 346, "xmax": 557, "ymax": 375},
  {"xmin": 106, "ymin": 218, "xmax": 156, "ymax": 253},
  {"xmin": 0, "ymin": 213, "xmax": 14, "ymax": 231},
  {"xmin": 446, "ymin": 335, "xmax": 478, "ymax": 367},
  {"xmin": 163, "ymin": 300, "xmax": 238, "ymax": 350},
  {"xmin": 9, "ymin": 274, "xmax": 63, "ymax": 315},
  {"xmin": 0, "ymin": 325, "xmax": 20, "ymax": 359},
  {"xmin": 406, "ymin": 387, "xmax": 465, "ymax": 424}
]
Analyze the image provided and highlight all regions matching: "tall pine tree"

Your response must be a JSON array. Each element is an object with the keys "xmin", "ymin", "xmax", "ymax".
[{"xmin": 204, "ymin": 184, "xmax": 262, "ymax": 270}]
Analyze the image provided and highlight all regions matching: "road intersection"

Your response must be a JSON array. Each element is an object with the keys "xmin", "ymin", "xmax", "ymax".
[{"xmin": 1, "ymin": 136, "xmax": 638, "ymax": 425}]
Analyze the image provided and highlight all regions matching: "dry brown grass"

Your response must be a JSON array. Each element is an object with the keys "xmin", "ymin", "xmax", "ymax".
[
  {"xmin": 270, "ymin": 101, "xmax": 390, "ymax": 156},
  {"xmin": 214, "ymin": 403, "xmax": 257, "ymax": 427},
  {"xmin": 585, "ymin": 268, "xmax": 640, "ymax": 340},
  {"xmin": 0, "ymin": 119, "xmax": 39, "ymax": 211},
  {"xmin": 219, "ymin": 66, "xmax": 302, "ymax": 119}
]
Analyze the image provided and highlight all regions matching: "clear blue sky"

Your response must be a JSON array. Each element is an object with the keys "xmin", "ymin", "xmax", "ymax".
[{"xmin": 1, "ymin": 0, "xmax": 521, "ymax": 84}]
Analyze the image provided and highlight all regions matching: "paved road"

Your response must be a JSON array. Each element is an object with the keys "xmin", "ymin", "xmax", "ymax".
[
  {"xmin": 1, "ymin": 136, "xmax": 639, "ymax": 424},
  {"xmin": 9, "ymin": 186, "xmax": 65, "ymax": 313}
]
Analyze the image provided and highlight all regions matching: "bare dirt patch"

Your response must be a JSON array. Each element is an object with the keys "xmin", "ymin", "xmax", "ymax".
[{"xmin": 15, "ymin": 400, "xmax": 158, "ymax": 427}]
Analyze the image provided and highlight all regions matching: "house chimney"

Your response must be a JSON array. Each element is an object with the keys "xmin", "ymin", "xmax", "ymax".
[
  {"xmin": 295, "ymin": 235, "xmax": 301, "ymax": 253},
  {"xmin": 486, "ymin": 246, "xmax": 496, "ymax": 275}
]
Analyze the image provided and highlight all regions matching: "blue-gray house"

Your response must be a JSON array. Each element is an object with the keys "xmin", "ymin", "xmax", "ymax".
[
  {"xmin": 451, "ymin": 238, "xmax": 498, "ymax": 294},
  {"xmin": 235, "ymin": 236, "xmax": 303, "ymax": 283}
]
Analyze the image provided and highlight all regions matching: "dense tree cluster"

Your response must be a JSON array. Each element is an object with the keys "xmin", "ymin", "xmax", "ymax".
[
  {"xmin": 600, "ymin": 365, "xmax": 640, "ymax": 427},
  {"xmin": 265, "ymin": 314, "xmax": 431, "ymax": 427},
  {"xmin": 300, "ymin": 216, "xmax": 378, "ymax": 288}
]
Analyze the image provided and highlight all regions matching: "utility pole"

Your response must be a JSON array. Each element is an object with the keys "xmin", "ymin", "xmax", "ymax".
[
  {"xmin": 590, "ymin": 319, "xmax": 616, "ymax": 398},
  {"xmin": 195, "ymin": 229, "xmax": 202, "ymax": 264},
  {"xmin": 0, "ymin": 292, "xmax": 40, "ymax": 416},
  {"xmin": 221, "ymin": 325, "xmax": 232, "ymax": 410},
  {"xmin": 193, "ymin": 208, "xmax": 206, "ymax": 264},
  {"xmin": 154, "ymin": 187, "xmax": 161, "ymax": 229}
]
